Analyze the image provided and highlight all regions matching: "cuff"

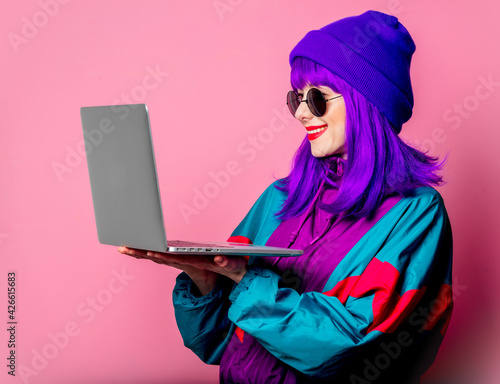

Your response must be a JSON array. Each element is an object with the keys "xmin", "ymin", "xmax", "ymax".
[
  {"xmin": 173, "ymin": 272, "xmax": 231, "ymax": 307},
  {"xmin": 228, "ymin": 267, "xmax": 270, "ymax": 303}
]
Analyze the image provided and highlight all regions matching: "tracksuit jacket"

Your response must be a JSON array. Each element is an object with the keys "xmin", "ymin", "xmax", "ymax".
[{"xmin": 172, "ymin": 176, "xmax": 453, "ymax": 383}]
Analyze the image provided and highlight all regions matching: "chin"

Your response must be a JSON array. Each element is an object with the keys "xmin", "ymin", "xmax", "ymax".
[
  {"xmin": 311, "ymin": 151, "xmax": 332, "ymax": 158},
  {"xmin": 311, "ymin": 147, "xmax": 337, "ymax": 158},
  {"xmin": 310, "ymin": 142, "xmax": 344, "ymax": 158}
]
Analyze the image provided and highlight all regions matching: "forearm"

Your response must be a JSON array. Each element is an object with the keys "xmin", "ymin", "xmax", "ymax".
[
  {"xmin": 173, "ymin": 272, "xmax": 235, "ymax": 364},
  {"xmin": 227, "ymin": 267, "xmax": 364, "ymax": 376},
  {"xmin": 188, "ymin": 270, "xmax": 219, "ymax": 296}
]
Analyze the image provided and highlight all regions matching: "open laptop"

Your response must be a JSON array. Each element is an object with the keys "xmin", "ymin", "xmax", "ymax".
[{"xmin": 80, "ymin": 104, "xmax": 302, "ymax": 256}]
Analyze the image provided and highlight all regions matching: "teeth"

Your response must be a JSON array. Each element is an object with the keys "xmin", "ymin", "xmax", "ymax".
[{"xmin": 307, "ymin": 126, "xmax": 327, "ymax": 134}]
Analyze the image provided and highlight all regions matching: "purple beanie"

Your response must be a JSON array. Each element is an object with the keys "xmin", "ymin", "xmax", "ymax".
[{"xmin": 289, "ymin": 10, "xmax": 416, "ymax": 133}]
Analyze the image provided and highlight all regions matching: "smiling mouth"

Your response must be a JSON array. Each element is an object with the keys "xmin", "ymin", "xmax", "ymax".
[
  {"xmin": 306, "ymin": 124, "xmax": 328, "ymax": 133},
  {"xmin": 306, "ymin": 124, "xmax": 328, "ymax": 140},
  {"xmin": 308, "ymin": 126, "xmax": 327, "ymax": 134}
]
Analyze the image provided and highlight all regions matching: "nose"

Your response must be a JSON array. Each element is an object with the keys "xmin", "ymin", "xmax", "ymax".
[{"xmin": 294, "ymin": 100, "xmax": 313, "ymax": 121}]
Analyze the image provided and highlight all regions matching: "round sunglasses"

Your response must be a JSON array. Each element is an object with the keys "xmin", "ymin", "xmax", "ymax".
[{"xmin": 286, "ymin": 88, "xmax": 343, "ymax": 117}]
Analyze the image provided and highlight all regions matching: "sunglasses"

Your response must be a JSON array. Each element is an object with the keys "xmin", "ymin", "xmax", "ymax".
[{"xmin": 286, "ymin": 88, "xmax": 343, "ymax": 117}]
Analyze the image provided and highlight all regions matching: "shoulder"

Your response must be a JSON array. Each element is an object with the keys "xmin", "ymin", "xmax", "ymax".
[
  {"xmin": 235, "ymin": 179, "xmax": 288, "ymax": 223},
  {"xmin": 385, "ymin": 186, "xmax": 450, "ymax": 231},
  {"xmin": 254, "ymin": 179, "xmax": 288, "ymax": 204},
  {"xmin": 399, "ymin": 186, "xmax": 446, "ymax": 212},
  {"xmin": 407, "ymin": 186, "xmax": 443, "ymax": 201}
]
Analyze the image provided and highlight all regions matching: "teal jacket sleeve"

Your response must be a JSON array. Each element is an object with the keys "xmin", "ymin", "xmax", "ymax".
[
  {"xmin": 171, "ymin": 181, "xmax": 285, "ymax": 364},
  {"xmin": 226, "ymin": 188, "xmax": 453, "ymax": 378},
  {"xmin": 172, "ymin": 273, "xmax": 235, "ymax": 365}
]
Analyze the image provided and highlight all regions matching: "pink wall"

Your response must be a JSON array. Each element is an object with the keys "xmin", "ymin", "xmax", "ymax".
[{"xmin": 2, "ymin": 1, "xmax": 499, "ymax": 383}]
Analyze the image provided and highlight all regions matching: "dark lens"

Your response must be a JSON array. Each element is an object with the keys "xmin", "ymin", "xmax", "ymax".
[
  {"xmin": 286, "ymin": 91, "xmax": 300, "ymax": 116},
  {"xmin": 308, "ymin": 88, "xmax": 326, "ymax": 116}
]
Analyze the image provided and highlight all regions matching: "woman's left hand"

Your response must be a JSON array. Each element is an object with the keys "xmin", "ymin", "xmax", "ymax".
[{"xmin": 118, "ymin": 246, "xmax": 248, "ymax": 283}]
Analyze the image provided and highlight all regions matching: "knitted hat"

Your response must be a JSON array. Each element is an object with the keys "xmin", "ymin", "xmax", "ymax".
[{"xmin": 289, "ymin": 10, "xmax": 415, "ymax": 133}]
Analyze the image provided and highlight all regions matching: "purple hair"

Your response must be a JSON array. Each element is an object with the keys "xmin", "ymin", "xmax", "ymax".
[{"xmin": 276, "ymin": 57, "xmax": 445, "ymax": 220}]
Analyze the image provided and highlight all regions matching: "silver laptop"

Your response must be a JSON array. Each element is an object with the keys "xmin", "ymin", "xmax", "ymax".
[{"xmin": 80, "ymin": 104, "xmax": 302, "ymax": 257}]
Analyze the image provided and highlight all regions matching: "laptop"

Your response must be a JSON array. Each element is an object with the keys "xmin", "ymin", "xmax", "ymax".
[{"xmin": 80, "ymin": 104, "xmax": 302, "ymax": 256}]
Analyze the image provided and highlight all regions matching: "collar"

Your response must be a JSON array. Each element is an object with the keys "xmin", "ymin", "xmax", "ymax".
[
  {"xmin": 286, "ymin": 156, "xmax": 346, "ymax": 248},
  {"xmin": 323, "ymin": 155, "xmax": 345, "ymax": 178}
]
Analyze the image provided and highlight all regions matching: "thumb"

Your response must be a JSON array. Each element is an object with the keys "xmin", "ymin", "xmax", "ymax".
[{"xmin": 214, "ymin": 255, "xmax": 229, "ymax": 267}]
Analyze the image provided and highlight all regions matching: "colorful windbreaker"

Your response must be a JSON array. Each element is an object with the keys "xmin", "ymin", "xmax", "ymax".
[{"xmin": 172, "ymin": 180, "xmax": 453, "ymax": 384}]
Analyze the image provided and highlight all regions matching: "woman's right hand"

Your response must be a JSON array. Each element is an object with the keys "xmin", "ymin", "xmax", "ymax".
[{"xmin": 118, "ymin": 246, "xmax": 219, "ymax": 296}]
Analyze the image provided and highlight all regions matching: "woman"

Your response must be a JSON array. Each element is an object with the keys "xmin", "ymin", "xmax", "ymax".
[{"xmin": 119, "ymin": 10, "xmax": 453, "ymax": 383}]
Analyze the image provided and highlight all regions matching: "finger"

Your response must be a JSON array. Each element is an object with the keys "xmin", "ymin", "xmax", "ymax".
[
  {"xmin": 127, "ymin": 248, "xmax": 149, "ymax": 257},
  {"xmin": 120, "ymin": 247, "xmax": 155, "ymax": 261},
  {"xmin": 146, "ymin": 251, "xmax": 192, "ymax": 264},
  {"xmin": 140, "ymin": 252, "xmax": 180, "ymax": 266},
  {"xmin": 217, "ymin": 255, "xmax": 249, "ymax": 273},
  {"xmin": 213, "ymin": 255, "xmax": 228, "ymax": 267},
  {"xmin": 118, "ymin": 247, "xmax": 140, "ymax": 259}
]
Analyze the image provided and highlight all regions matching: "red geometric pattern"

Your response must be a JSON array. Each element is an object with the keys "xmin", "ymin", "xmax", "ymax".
[
  {"xmin": 323, "ymin": 258, "xmax": 430, "ymax": 334},
  {"xmin": 227, "ymin": 235, "xmax": 253, "ymax": 342},
  {"xmin": 422, "ymin": 283, "xmax": 453, "ymax": 336},
  {"xmin": 227, "ymin": 235, "xmax": 253, "ymax": 244},
  {"xmin": 235, "ymin": 326, "xmax": 245, "ymax": 343}
]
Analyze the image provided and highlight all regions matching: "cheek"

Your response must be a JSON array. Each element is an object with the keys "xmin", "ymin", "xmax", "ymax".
[
  {"xmin": 329, "ymin": 125, "xmax": 345, "ymax": 144},
  {"xmin": 338, "ymin": 128, "xmax": 346, "ymax": 145},
  {"xmin": 326, "ymin": 126, "xmax": 346, "ymax": 153},
  {"xmin": 334, "ymin": 122, "xmax": 346, "ymax": 142}
]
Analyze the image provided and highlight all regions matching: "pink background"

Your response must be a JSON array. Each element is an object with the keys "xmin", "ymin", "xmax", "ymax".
[{"xmin": 2, "ymin": 0, "xmax": 499, "ymax": 383}]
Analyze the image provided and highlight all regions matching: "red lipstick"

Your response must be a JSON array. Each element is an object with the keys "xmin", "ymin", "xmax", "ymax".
[{"xmin": 306, "ymin": 124, "xmax": 328, "ymax": 141}]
